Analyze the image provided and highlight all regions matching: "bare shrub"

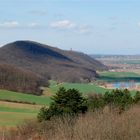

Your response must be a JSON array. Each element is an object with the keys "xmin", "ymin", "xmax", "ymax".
[{"xmin": 1, "ymin": 105, "xmax": 140, "ymax": 140}]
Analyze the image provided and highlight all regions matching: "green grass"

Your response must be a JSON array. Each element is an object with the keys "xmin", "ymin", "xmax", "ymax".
[
  {"xmin": 49, "ymin": 78, "xmax": 138, "ymax": 96},
  {"xmin": 99, "ymin": 71, "xmax": 140, "ymax": 77},
  {"xmin": 0, "ymin": 71, "xmax": 139, "ymax": 127},
  {"xmin": 0, "ymin": 112, "xmax": 37, "ymax": 126},
  {"xmin": 98, "ymin": 71, "xmax": 140, "ymax": 82},
  {"xmin": 0, "ymin": 90, "xmax": 51, "ymax": 127},
  {"xmin": 0, "ymin": 105, "xmax": 39, "ymax": 127},
  {"xmin": 0, "ymin": 80, "xmax": 106, "ymax": 127},
  {"xmin": 0, "ymin": 90, "xmax": 51, "ymax": 106},
  {"xmin": 0, "ymin": 78, "xmax": 116, "ymax": 127},
  {"xmin": 49, "ymin": 81, "xmax": 108, "ymax": 94},
  {"xmin": 0, "ymin": 106, "xmax": 38, "ymax": 113}
]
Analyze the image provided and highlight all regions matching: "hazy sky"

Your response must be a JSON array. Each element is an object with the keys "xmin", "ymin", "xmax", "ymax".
[{"xmin": 0, "ymin": 0, "xmax": 140, "ymax": 54}]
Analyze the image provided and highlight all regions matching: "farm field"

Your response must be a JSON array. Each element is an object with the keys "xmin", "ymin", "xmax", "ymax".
[
  {"xmin": 98, "ymin": 71, "xmax": 140, "ymax": 82},
  {"xmin": 99, "ymin": 71, "xmax": 140, "ymax": 78},
  {"xmin": 49, "ymin": 81, "xmax": 108, "ymax": 94},
  {"xmin": 0, "ymin": 112, "xmax": 37, "ymax": 127},
  {"xmin": 120, "ymin": 60, "xmax": 140, "ymax": 64},
  {"xmin": 0, "ymin": 90, "xmax": 51, "ymax": 127},
  {"xmin": 48, "ymin": 78, "xmax": 137, "ymax": 96},
  {"xmin": 0, "ymin": 101, "xmax": 41, "ymax": 127},
  {"xmin": 0, "ymin": 90, "xmax": 51, "ymax": 106}
]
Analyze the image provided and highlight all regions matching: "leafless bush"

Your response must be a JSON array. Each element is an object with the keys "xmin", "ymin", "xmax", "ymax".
[{"xmin": 1, "ymin": 105, "xmax": 140, "ymax": 140}]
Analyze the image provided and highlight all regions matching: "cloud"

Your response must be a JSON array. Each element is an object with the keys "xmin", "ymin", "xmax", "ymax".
[
  {"xmin": 78, "ymin": 25, "xmax": 93, "ymax": 35},
  {"xmin": 0, "ymin": 21, "xmax": 19, "ymax": 28},
  {"xmin": 50, "ymin": 19, "xmax": 93, "ymax": 35},
  {"xmin": 0, "ymin": 21, "xmax": 41, "ymax": 29},
  {"xmin": 50, "ymin": 20, "xmax": 76, "ymax": 29},
  {"xmin": 27, "ymin": 22, "xmax": 41, "ymax": 28},
  {"xmin": 137, "ymin": 22, "xmax": 140, "ymax": 27}
]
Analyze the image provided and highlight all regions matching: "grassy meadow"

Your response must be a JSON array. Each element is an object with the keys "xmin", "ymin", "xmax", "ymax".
[
  {"xmin": 98, "ymin": 71, "xmax": 140, "ymax": 82},
  {"xmin": 49, "ymin": 81, "xmax": 108, "ymax": 95},
  {"xmin": 0, "ymin": 90, "xmax": 51, "ymax": 106},
  {"xmin": 99, "ymin": 71, "xmax": 140, "ymax": 77},
  {"xmin": 0, "ymin": 83, "xmax": 106, "ymax": 127},
  {"xmin": 0, "ymin": 101, "xmax": 40, "ymax": 127},
  {"xmin": 0, "ymin": 90, "xmax": 51, "ymax": 127},
  {"xmin": 0, "ymin": 71, "xmax": 140, "ymax": 127}
]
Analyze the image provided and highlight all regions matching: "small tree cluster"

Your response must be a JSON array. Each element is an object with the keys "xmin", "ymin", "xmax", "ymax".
[
  {"xmin": 38, "ymin": 87, "xmax": 87, "ymax": 121},
  {"xmin": 104, "ymin": 89, "xmax": 133, "ymax": 113},
  {"xmin": 38, "ymin": 88, "xmax": 140, "ymax": 121},
  {"xmin": 134, "ymin": 91, "xmax": 140, "ymax": 104},
  {"xmin": 87, "ymin": 94, "xmax": 105, "ymax": 112}
]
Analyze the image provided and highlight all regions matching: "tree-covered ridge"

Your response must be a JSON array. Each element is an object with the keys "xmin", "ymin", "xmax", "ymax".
[{"xmin": 0, "ymin": 64, "xmax": 43, "ymax": 95}]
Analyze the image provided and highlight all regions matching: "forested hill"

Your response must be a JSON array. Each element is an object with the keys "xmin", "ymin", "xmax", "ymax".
[{"xmin": 0, "ymin": 41, "xmax": 107, "ymax": 83}]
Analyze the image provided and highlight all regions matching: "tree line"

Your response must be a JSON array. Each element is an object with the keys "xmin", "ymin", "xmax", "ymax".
[
  {"xmin": 0, "ymin": 64, "xmax": 44, "ymax": 95},
  {"xmin": 38, "ymin": 88, "xmax": 140, "ymax": 121}
]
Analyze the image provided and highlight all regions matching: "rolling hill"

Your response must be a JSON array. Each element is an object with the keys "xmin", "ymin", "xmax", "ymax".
[{"xmin": 0, "ymin": 41, "xmax": 107, "ymax": 83}]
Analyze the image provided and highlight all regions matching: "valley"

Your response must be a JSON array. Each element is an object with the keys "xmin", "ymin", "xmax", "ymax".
[
  {"xmin": 0, "ymin": 70, "xmax": 139, "ymax": 127},
  {"xmin": 0, "ymin": 42, "xmax": 139, "ymax": 131},
  {"xmin": 1, "ymin": 1, "xmax": 140, "ymax": 139}
]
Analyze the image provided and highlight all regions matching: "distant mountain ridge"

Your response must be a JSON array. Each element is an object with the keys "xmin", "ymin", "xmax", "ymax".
[{"xmin": 0, "ymin": 40, "xmax": 107, "ymax": 83}]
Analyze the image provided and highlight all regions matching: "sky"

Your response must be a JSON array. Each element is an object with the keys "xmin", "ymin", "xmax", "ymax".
[{"xmin": 0, "ymin": 0, "xmax": 140, "ymax": 55}]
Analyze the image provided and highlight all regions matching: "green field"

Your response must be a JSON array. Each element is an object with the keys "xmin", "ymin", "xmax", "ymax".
[
  {"xmin": 0, "ymin": 101, "xmax": 40, "ymax": 127},
  {"xmin": 0, "ymin": 81, "xmax": 108, "ymax": 127},
  {"xmin": 98, "ymin": 71, "xmax": 140, "ymax": 82},
  {"xmin": 49, "ymin": 80, "xmax": 137, "ymax": 96},
  {"xmin": 49, "ymin": 81, "xmax": 108, "ymax": 95},
  {"xmin": 0, "ymin": 89, "xmax": 51, "ymax": 127},
  {"xmin": 120, "ymin": 60, "xmax": 140, "ymax": 64},
  {"xmin": 0, "ymin": 112, "xmax": 37, "ymax": 126},
  {"xmin": 0, "ymin": 106, "xmax": 38, "ymax": 113},
  {"xmin": 0, "ymin": 90, "xmax": 51, "ymax": 127},
  {"xmin": 99, "ymin": 71, "xmax": 140, "ymax": 77},
  {"xmin": 0, "ymin": 90, "xmax": 51, "ymax": 106},
  {"xmin": 0, "ymin": 71, "xmax": 139, "ymax": 127}
]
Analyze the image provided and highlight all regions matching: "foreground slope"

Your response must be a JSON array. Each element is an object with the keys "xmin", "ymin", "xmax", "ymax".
[{"xmin": 0, "ymin": 41, "xmax": 107, "ymax": 83}]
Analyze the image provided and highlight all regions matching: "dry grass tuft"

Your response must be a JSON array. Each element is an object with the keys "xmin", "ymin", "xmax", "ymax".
[{"xmin": 1, "ymin": 105, "xmax": 140, "ymax": 140}]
